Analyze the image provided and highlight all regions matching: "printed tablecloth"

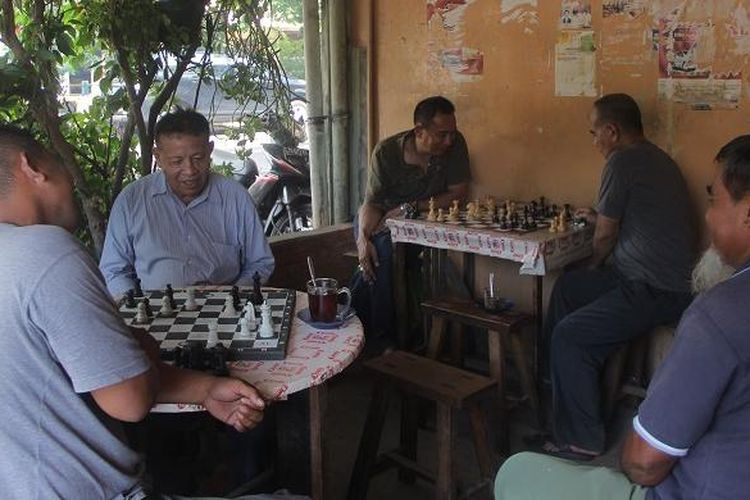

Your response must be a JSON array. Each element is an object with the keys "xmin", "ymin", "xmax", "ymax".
[
  {"xmin": 152, "ymin": 292, "xmax": 364, "ymax": 412},
  {"xmin": 386, "ymin": 217, "xmax": 594, "ymax": 275}
]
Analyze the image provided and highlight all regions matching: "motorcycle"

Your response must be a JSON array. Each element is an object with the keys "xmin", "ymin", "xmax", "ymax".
[{"xmin": 243, "ymin": 143, "xmax": 313, "ymax": 237}]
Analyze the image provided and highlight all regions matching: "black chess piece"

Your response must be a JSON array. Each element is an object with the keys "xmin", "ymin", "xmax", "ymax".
[
  {"xmin": 143, "ymin": 297, "xmax": 153, "ymax": 317},
  {"xmin": 210, "ymin": 344, "xmax": 229, "ymax": 376},
  {"xmin": 231, "ymin": 285, "xmax": 241, "ymax": 310},
  {"xmin": 165, "ymin": 284, "xmax": 176, "ymax": 309},
  {"xmin": 125, "ymin": 289, "xmax": 136, "ymax": 308},
  {"xmin": 251, "ymin": 272, "xmax": 264, "ymax": 306},
  {"xmin": 133, "ymin": 278, "xmax": 143, "ymax": 297}
]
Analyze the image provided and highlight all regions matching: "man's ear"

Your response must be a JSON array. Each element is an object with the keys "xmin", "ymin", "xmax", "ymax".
[
  {"xmin": 208, "ymin": 140, "xmax": 215, "ymax": 155},
  {"xmin": 17, "ymin": 151, "xmax": 47, "ymax": 184},
  {"xmin": 153, "ymin": 145, "xmax": 162, "ymax": 166}
]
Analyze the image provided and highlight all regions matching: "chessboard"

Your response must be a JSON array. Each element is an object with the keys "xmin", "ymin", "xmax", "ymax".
[{"xmin": 119, "ymin": 287, "xmax": 296, "ymax": 361}]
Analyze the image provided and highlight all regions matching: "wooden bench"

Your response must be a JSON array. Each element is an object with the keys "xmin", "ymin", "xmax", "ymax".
[
  {"xmin": 347, "ymin": 351, "xmax": 497, "ymax": 500},
  {"xmin": 421, "ymin": 298, "xmax": 539, "ymax": 452}
]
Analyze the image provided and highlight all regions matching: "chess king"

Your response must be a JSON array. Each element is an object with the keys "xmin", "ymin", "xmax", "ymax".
[
  {"xmin": 99, "ymin": 108, "xmax": 275, "ymax": 298},
  {"xmin": 0, "ymin": 124, "xmax": 265, "ymax": 498},
  {"xmin": 354, "ymin": 96, "xmax": 472, "ymax": 347}
]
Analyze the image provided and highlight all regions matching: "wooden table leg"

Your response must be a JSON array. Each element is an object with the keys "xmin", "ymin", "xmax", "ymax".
[
  {"xmin": 309, "ymin": 383, "xmax": 328, "ymax": 500},
  {"xmin": 487, "ymin": 330, "xmax": 508, "ymax": 454},
  {"xmin": 393, "ymin": 242, "xmax": 409, "ymax": 349},
  {"xmin": 436, "ymin": 402, "xmax": 454, "ymax": 500},
  {"xmin": 533, "ymin": 275, "xmax": 543, "ymax": 378}
]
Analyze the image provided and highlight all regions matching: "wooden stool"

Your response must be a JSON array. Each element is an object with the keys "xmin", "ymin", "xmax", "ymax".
[
  {"xmin": 347, "ymin": 351, "xmax": 497, "ymax": 500},
  {"xmin": 421, "ymin": 298, "xmax": 539, "ymax": 451},
  {"xmin": 603, "ymin": 324, "xmax": 677, "ymax": 419}
]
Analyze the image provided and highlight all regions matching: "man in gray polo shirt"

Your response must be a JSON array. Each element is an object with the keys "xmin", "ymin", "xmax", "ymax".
[
  {"xmin": 540, "ymin": 94, "xmax": 698, "ymax": 459},
  {"xmin": 0, "ymin": 124, "xmax": 269, "ymax": 499},
  {"xmin": 495, "ymin": 134, "xmax": 750, "ymax": 499}
]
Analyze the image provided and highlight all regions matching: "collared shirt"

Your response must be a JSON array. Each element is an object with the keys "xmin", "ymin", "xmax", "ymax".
[
  {"xmin": 635, "ymin": 259, "xmax": 750, "ymax": 500},
  {"xmin": 100, "ymin": 170, "xmax": 274, "ymax": 296},
  {"xmin": 364, "ymin": 129, "xmax": 471, "ymax": 211}
]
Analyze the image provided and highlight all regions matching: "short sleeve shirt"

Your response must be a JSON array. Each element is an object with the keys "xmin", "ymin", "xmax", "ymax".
[
  {"xmin": 597, "ymin": 141, "xmax": 697, "ymax": 292},
  {"xmin": 364, "ymin": 130, "xmax": 471, "ymax": 210},
  {"xmin": 635, "ymin": 262, "xmax": 750, "ymax": 500},
  {"xmin": 0, "ymin": 223, "xmax": 151, "ymax": 499}
]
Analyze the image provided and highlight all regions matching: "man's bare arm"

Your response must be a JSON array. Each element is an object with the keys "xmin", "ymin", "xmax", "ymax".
[
  {"xmin": 356, "ymin": 202, "xmax": 386, "ymax": 282},
  {"xmin": 621, "ymin": 429, "xmax": 676, "ymax": 487},
  {"xmin": 589, "ymin": 213, "xmax": 619, "ymax": 269},
  {"xmin": 416, "ymin": 182, "xmax": 469, "ymax": 210}
]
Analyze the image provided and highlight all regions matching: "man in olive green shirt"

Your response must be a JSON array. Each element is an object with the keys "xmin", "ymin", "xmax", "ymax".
[{"xmin": 355, "ymin": 96, "xmax": 471, "ymax": 348}]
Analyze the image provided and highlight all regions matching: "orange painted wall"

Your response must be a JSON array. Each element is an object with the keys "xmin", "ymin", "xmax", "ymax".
[{"xmin": 351, "ymin": 0, "xmax": 750, "ymax": 309}]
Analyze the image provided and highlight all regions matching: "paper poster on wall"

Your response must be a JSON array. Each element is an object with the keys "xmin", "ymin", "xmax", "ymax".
[
  {"xmin": 603, "ymin": 0, "xmax": 645, "ymax": 19},
  {"xmin": 658, "ymin": 20, "xmax": 713, "ymax": 79},
  {"xmin": 559, "ymin": 0, "xmax": 592, "ymax": 30},
  {"xmin": 728, "ymin": 4, "xmax": 750, "ymax": 55},
  {"xmin": 440, "ymin": 48, "xmax": 485, "ymax": 81},
  {"xmin": 500, "ymin": 0, "xmax": 539, "ymax": 33},
  {"xmin": 658, "ymin": 77, "xmax": 742, "ymax": 110},
  {"xmin": 555, "ymin": 30, "xmax": 597, "ymax": 97},
  {"xmin": 657, "ymin": 18, "xmax": 741, "ymax": 109},
  {"xmin": 427, "ymin": 0, "xmax": 478, "ymax": 30}
]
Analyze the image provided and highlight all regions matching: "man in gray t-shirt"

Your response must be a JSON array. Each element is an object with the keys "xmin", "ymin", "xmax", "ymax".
[
  {"xmin": 0, "ymin": 125, "xmax": 266, "ymax": 499},
  {"xmin": 539, "ymin": 94, "xmax": 697, "ymax": 459},
  {"xmin": 494, "ymin": 134, "xmax": 750, "ymax": 500}
]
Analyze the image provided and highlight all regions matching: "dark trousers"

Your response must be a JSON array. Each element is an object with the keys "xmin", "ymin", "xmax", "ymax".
[{"xmin": 545, "ymin": 267, "xmax": 692, "ymax": 452}]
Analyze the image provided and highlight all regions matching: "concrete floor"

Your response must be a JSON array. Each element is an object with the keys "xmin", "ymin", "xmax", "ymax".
[{"xmin": 319, "ymin": 359, "xmax": 635, "ymax": 500}]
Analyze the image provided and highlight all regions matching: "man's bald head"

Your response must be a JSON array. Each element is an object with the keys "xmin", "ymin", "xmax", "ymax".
[{"xmin": 0, "ymin": 124, "xmax": 48, "ymax": 198}]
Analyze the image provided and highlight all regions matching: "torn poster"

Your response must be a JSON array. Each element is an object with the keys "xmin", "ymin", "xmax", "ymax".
[
  {"xmin": 603, "ymin": 0, "xmax": 646, "ymax": 19},
  {"xmin": 427, "ymin": 0, "xmax": 478, "ymax": 31},
  {"xmin": 658, "ymin": 20, "xmax": 714, "ymax": 79},
  {"xmin": 656, "ymin": 18, "xmax": 740, "ymax": 109},
  {"xmin": 440, "ymin": 48, "xmax": 485, "ymax": 80},
  {"xmin": 658, "ymin": 76, "xmax": 742, "ymax": 110},
  {"xmin": 559, "ymin": 0, "xmax": 592, "ymax": 30},
  {"xmin": 727, "ymin": 3, "xmax": 750, "ymax": 55},
  {"xmin": 555, "ymin": 30, "xmax": 597, "ymax": 97},
  {"xmin": 501, "ymin": 0, "xmax": 539, "ymax": 33}
]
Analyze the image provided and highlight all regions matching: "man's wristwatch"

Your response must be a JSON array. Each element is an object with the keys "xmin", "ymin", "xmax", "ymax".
[{"xmin": 400, "ymin": 202, "xmax": 417, "ymax": 219}]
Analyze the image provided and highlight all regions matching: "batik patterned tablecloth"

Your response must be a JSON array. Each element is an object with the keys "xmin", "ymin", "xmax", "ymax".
[
  {"xmin": 386, "ymin": 217, "xmax": 594, "ymax": 275},
  {"xmin": 152, "ymin": 292, "xmax": 364, "ymax": 413}
]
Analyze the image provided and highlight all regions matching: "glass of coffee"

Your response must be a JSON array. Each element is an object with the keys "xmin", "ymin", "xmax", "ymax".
[{"xmin": 306, "ymin": 278, "xmax": 352, "ymax": 323}]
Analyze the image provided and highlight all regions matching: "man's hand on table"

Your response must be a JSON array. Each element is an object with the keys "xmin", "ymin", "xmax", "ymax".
[{"xmin": 203, "ymin": 377, "xmax": 266, "ymax": 432}]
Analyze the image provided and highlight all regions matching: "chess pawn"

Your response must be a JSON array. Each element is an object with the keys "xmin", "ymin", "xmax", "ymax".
[
  {"xmin": 184, "ymin": 287, "xmax": 198, "ymax": 311},
  {"xmin": 239, "ymin": 314, "xmax": 253, "ymax": 338},
  {"xmin": 222, "ymin": 295, "xmax": 238, "ymax": 317},
  {"xmin": 558, "ymin": 214, "xmax": 568, "ymax": 232},
  {"xmin": 159, "ymin": 297, "xmax": 174, "ymax": 316},
  {"xmin": 451, "ymin": 199, "xmax": 460, "ymax": 212},
  {"xmin": 134, "ymin": 302, "xmax": 149, "ymax": 324},
  {"xmin": 437, "ymin": 208, "xmax": 445, "ymax": 223},
  {"xmin": 449, "ymin": 206, "xmax": 459, "ymax": 222}
]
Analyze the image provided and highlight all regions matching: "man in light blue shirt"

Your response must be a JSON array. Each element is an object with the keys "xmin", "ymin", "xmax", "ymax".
[{"xmin": 100, "ymin": 109, "xmax": 274, "ymax": 297}]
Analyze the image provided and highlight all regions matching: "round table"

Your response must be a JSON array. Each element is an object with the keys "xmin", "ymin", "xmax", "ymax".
[
  {"xmin": 153, "ymin": 291, "xmax": 364, "ymax": 412},
  {"xmin": 149, "ymin": 291, "xmax": 364, "ymax": 500}
]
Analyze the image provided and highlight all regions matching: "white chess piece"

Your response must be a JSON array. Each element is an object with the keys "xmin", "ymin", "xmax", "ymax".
[
  {"xmin": 222, "ymin": 295, "xmax": 237, "ymax": 317},
  {"xmin": 239, "ymin": 313, "xmax": 253, "ymax": 338},
  {"xmin": 258, "ymin": 301, "xmax": 274, "ymax": 339},
  {"xmin": 135, "ymin": 302, "xmax": 149, "ymax": 324},
  {"xmin": 207, "ymin": 321, "xmax": 219, "ymax": 348},
  {"xmin": 184, "ymin": 287, "xmax": 198, "ymax": 311},
  {"xmin": 159, "ymin": 297, "xmax": 174, "ymax": 316}
]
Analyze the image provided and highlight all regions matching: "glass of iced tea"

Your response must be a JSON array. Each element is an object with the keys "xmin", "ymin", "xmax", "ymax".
[{"xmin": 306, "ymin": 278, "xmax": 351, "ymax": 323}]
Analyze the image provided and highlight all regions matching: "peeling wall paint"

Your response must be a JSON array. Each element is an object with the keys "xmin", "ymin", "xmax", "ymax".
[{"xmin": 500, "ymin": 0, "xmax": 539, "ymax": 33}]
